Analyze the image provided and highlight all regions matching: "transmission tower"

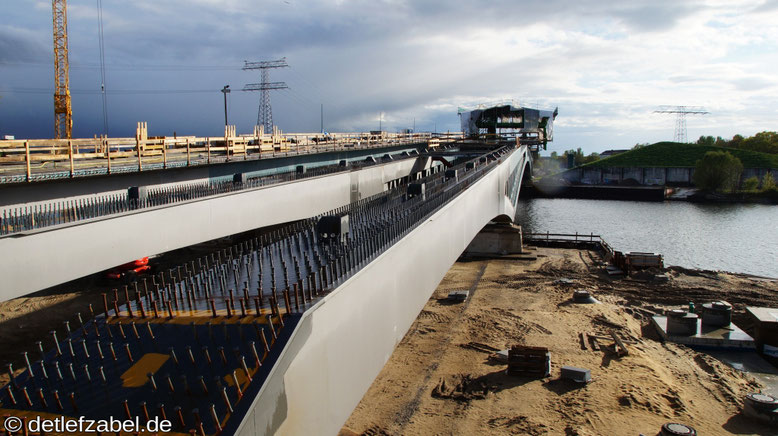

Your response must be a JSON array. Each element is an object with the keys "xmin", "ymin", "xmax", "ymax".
[
  {"xmin": 52, "ymin": 0, "xmax": 72, "ymax": 139},
  {"xmin": 654, "ymin": 106, "xmax": 708, "ymax": 143},
  {"xmin": 243, "ymin": 58, "xmax": 288, "ymax": 133}
]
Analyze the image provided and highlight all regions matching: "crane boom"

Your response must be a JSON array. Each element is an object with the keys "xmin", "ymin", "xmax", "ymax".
[{"xmin": 52, "ymin": 0, "xmax": 72, "ymax": 139}]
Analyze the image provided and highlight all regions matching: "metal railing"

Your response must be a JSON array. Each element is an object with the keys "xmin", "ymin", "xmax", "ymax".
[{"xmin": 523, "ymin": 232, "xmax": 615, "ymax": 257}]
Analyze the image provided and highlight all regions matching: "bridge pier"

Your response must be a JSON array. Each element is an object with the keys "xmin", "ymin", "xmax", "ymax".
[{"xmin": 463, "ymin": 223, "xmax": 524, "ymax": 257}]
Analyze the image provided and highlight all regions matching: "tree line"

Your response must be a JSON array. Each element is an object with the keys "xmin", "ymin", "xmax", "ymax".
[
  {"xmin": 696, "ymin": 131, "xmax": 778, "ymax": 154},
  {"xmin": 694, "ymin": 151, "xmax": 776, "ymax": 194}
]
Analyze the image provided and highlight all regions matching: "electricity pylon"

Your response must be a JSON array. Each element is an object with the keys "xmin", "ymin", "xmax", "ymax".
[
  {"xmin": 243, "ymin": 58, "xmax": 288, "ymax": 133},
  {"xmin": 654, "ymin": 106, "xmax": 708, "ymax": 143}
]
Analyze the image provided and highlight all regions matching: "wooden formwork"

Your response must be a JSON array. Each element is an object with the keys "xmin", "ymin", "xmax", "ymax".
[{"xmin": 0, "ymin": 126, "xmax": 464, "ymax": 182}]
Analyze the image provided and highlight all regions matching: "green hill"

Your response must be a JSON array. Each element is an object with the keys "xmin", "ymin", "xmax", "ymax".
[{"xmin": 585, "ymin": 142, "xmax": 778, "ymax": 168}]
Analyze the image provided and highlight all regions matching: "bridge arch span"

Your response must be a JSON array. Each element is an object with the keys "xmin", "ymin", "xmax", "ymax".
[{"xmin": 237, "ymin": 146, "xmax": 530, "ymax": 435}]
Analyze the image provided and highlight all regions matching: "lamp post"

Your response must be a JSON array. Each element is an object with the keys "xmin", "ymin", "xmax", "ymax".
[{"xmin": 221, "ymin": 85, "xmax": 231, "ymax": 126}]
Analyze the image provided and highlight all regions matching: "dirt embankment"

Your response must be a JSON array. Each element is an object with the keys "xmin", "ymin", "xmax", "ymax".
[{"xmin": 343, "ymin": 248, "xmax": 777, "ymax": 436}]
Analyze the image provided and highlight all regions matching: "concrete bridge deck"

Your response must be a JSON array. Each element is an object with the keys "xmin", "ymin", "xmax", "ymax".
[
  {"xmin": 0, "ymin": 140, "xmax": 532, "ymax": 436},
  {"xmin": 0, "ymin": 154, "xmax": 435, "ymax": 300}
]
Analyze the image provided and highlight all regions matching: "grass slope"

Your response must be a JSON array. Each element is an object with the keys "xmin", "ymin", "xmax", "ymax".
[{"xmin": 586, "ymin": 142, "xmax": 778, "ymax": 168}]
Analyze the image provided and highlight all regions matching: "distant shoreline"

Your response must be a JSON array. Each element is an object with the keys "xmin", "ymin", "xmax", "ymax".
[{"xmin": 524, "ymin": 184, "xmax": 778, "ymax": 204}]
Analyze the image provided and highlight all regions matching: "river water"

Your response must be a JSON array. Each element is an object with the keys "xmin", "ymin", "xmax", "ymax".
[{"xmin": 514, "ymin": 198, "xmax": 778, "ymax": 278}]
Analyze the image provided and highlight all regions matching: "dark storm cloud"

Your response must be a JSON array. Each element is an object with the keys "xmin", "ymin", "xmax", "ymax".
[
  {"xmin": 0, "ymin": 27, "xmax": 48, "ymax": 62},
  {"xmin": 90, "ymin": 0, "xmax": 701, "ymax": 64}
]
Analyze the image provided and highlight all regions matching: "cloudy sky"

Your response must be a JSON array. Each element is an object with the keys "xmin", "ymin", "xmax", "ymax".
[{"xmin": 1, "ymin": 0, "xmax": 777, "ymax": 154}]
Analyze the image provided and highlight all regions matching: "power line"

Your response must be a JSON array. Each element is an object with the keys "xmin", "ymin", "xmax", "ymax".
[
  {"xmin": 96, "ymin": 0, "xmax": 109, "ymax": 135},
  {"xmin": 1, "ymin": 88, "xmax": 221, "ymax": 95},
  {"xmin": 0, "ymin": 61, "xmax": 241, "ymax": 71}
]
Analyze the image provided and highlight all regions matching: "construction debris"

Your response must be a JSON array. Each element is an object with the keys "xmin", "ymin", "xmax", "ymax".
[
  {"xmin": 579, "ymin": 332, "xmax": 589, "ymax": 350},
  {"xmin": 611, "ymin": 330, "xmax": 629, "ymax": 356},
  {"xmin": 460, "ymin": 342, "xmax": 501, "ymax": 355}
]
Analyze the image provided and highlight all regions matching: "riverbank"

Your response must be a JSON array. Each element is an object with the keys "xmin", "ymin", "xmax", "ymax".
[
  {"xmin": 342, "ymin": 247, "xmax": 778, "ymax": 435},
  {"xmin": 525, "ymin": 183, "xmax": 778, "ymax": 204},
  {"xmin": 524, "ymin": 184, "xmax": 667, "ymax": 202},
  {"xmin": 681, "ymin": 189, "xmax": 778, "ymax": 205}
]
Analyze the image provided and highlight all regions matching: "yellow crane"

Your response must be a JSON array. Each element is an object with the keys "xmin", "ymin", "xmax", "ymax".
[{"xmin": 52, "ymin": 0, "xmax": 72, "ymax": 139}]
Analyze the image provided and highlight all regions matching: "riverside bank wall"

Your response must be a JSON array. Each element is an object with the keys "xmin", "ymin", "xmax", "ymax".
[{"xmin": 559, "ymin": 166, "xmax": 778, "ymax": 187}]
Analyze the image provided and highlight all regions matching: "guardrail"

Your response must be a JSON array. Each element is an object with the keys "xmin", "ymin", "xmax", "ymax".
[{"xmin": 0, "ymin": 130, "xmax": 465, "ymax": 184}]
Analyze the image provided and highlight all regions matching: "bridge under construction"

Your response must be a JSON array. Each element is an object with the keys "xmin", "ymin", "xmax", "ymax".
[{"xmin": 0, "ymin": 111, "xmax": 550, "ymax": 435}]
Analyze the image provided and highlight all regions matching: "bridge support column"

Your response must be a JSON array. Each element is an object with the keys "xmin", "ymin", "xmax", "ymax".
[{"xmin": 463, "ymin": 223, "xmax": 523, "ymax": 257}]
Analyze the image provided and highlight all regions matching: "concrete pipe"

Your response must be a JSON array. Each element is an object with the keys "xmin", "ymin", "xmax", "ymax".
[
  {"xmin": 701, "ymin": 301, "xmax": 732, "ymax": 327},
  {"xmin": 659, "ymin": 422, "xmax": 696, "ymax": 435}
]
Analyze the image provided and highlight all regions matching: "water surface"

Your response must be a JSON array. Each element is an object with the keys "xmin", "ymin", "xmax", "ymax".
[{"xmin": 515, "ymin": 198, "xmax": 778, "ymax": 277}]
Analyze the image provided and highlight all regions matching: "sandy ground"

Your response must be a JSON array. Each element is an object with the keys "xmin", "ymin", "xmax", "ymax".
[
  {"xmin": 2, "ymin": 245, "xmax": 777, "ymax": 434},
  {"xmin": 342, "ymin": 247, "xmax": 778, "ymax": 436}
]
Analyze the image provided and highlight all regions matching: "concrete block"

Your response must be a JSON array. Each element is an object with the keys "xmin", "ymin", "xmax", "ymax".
[
  {"xmin": 560, "ymin": 366, "xmax": 591, "ymax": 383},
  {"xmin": 447, "ymin": 290, "xmax": 469, "ymax": 302}
]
